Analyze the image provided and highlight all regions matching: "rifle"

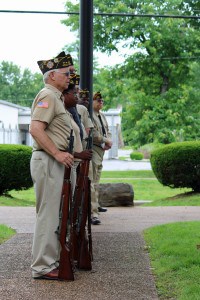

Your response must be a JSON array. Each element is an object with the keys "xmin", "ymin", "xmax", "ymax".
[
  {"xmin": 56, "ymin": 129, "xmax": 74, "ymax": 281},
  {"xmin": 72, "ymin": 129, "xmax": 93, "ymax": 270},
  {"xmin": 87, "ymin": 177, "xmax": 93, "ymax": 262}
]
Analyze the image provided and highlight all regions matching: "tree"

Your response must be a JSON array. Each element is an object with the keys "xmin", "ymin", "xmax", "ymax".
[
  {"xmin": 0, "ymin": 61, "xmax": 43, "ymax": 107},
  {"xmin": 63, "ymin": 0, "xmax": 200, "ymax": 147}
]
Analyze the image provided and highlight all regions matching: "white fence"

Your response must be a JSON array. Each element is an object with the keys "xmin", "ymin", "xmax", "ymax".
[{"xmin": 0, "ymin": 126, "xmax": 32, "ymax": 146}]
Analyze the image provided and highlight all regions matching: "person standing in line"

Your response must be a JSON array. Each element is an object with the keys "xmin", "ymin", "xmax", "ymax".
[
  {"xmin": 91, "ymin": 92, "xmax": 113, "ymax": 225},
  {"xmin": 30, "ymin": 52, "xmax": 74, "ymax": 280},
  {"xmin": 78, "ymin": 89, "xmax": 108, "ymax": 225},
  {"xmin": 77, "ymin": 89, "xmax": 97, "ymax": 224},
  {"xmin": 62, "ymin": 74, "xmax": 92, "ymax": 194}
]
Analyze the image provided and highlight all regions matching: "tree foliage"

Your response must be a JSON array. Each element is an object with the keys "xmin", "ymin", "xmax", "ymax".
[
  {"xmin": 63, "ymin": 0, "xmax": 200, "ymax": 147},
  {"xmin": 0, "ymin": 61, "xmax": 43, "ymax": 107}
]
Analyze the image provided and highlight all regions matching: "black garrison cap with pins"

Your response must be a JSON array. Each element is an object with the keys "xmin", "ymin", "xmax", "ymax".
[{"xmin": 37, "ymin": 51, "xmax": 73, "ymax": 74}]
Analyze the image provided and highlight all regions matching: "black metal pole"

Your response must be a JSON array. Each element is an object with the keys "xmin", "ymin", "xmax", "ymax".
[{"xmin": 79, "ymin": 0, "xmax": 93, "ymax": 118}]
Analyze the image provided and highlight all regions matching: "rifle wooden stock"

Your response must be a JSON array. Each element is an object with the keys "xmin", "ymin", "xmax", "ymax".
[
  {"xmin": 71, "ymin": 167, "xmax": 84, "ymax": 261},
  {"xmin": 58, "ymin": 167, "xmax": 74, "ymax": 281},
  {"xmin": 87, "ymin": 179, "xmax": 93, "ymax": 261},
  {"xmin": 57, "ymin": 130, "xmax": 74, "ymax": 281},
  {"xmin": 72, "ymin": 129, "xmax": 93, "ymax": 270},
  {"xmin": 77, "ymin": 168, "xmax": 92, "ymax": 270}
]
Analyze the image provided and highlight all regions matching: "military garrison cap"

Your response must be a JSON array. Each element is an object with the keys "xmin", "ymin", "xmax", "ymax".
[
  {"xmin": 75, "ymin": 74, "xmax": 80, "ymax": 86},
  {"xmin": 69, "ymin": 73, "xmax": 77, "ymax": 86},
  {"xmin": 67, "ymin": 73, "xmax": 80, "ymax": 87},
  {"xmin": 79, "ymin": 89, "xmax": 89, "ymax": 98},
  {"xmin": 37, "ymin": 51, "xmax": 73, "ymax": 74},
  {"xmin": 93, "ymin": 91, "xmax": 102, "ymax": 100}
]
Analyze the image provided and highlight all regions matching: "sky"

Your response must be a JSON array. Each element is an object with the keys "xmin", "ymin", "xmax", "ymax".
[{"xmin": 0, "ymin": 0, "xmax": 123, "ymax": 74}]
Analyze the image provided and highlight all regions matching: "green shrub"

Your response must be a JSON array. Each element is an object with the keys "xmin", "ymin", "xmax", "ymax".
[
  {"xmin": 150, "ymin": 141, "xmax": 200, "ymax": 192},
  {"xmin": 130, "ymin": 151, "xmax": 144, "ymax": 160},
  {"xmin": 0, "ymin": 144, "xmax": 33, "ymax": 195}
]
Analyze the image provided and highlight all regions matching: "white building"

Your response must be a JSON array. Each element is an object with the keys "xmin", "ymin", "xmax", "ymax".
[
  {"xmin": 0, "ymin": 100, "xmax": 31, "ymax": 145},
  {"xmin": 0, "ymin": 100, "xmax": 122, "ymax": 158}
]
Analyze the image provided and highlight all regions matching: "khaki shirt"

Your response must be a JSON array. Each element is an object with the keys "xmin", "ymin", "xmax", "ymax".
[
  {"xmin": 70, "ymin": 116, "xmax": 83, "ymax": 161},
  {"xmin": 31, "ymin": 84, "xmax": 73, "ymax": 151},
  {"xmin": 77, "ymin": 104, "xmax": 94, "ymax": 130},
  {"xmin": 77, "ymin": 104, "xmax": 94, "ymax": 149}
]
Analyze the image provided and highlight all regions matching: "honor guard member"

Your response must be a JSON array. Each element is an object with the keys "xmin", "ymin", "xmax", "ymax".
[
  {"xmin": 77, "ymin": 88, "xmax": 93, "ymax": 136},
  {"xmin": 77, "ymin": 89, "xmax": 103, "ymax": 224},
  {"xmin": 91, "ymin": 92, "xmax": 112, "ymax": 225},
  {"xmin": 63, "ymin": 74, "xmax": 92, "ymax": 195},
  {"xmin": 30, "ymin": 52, "xmax": 74, "ymax": 280}
]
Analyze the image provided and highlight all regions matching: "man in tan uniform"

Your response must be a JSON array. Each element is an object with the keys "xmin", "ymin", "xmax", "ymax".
[
  {"xmin": 30, "ymin": 52, "xmax": 74, "ymax": 280},
  {"xmin": 91, "ymin": 92, "xmax": 112, "ymax": 225}
]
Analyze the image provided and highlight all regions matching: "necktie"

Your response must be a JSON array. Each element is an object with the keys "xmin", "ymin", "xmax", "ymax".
[
  {"xmin": 98, "ymin": 114, "xmax": 106, "ymax": 136},
  {"xmin": 68, "ymin": 107, "xmax": 83, "ymax": 140}
]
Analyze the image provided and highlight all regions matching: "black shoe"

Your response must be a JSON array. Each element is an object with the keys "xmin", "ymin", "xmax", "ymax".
[
  {"xmin": 98, "ymin": 207, "xmax": 107, "ymax": 212},
  {"xmin": 91, "ymin": 217, "xmax": 101, "ymax": 225}
]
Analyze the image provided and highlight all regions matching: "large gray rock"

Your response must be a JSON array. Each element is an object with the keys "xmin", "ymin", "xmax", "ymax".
[{"xmin": 98, "ymin": 183, "xmax": 134, "ymax": 207}]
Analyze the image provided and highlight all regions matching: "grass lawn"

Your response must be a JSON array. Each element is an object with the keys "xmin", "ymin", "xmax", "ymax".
[
  {"xmin": 0, "ymin": 170, "xmax": 199, "ymax": 206},
  {"xmin": 101, "ymin": 170, "xmax": 198, "ymax": 205},
  {"xmin": 0, "ymin": 189, "xmax": 36, "ymax": 206},
  {"xmin": 144, "ymin": 221, "xmax": 200, "ymax": 299},
  {"xmin": 0, "ymin": 224, "xmax": 16, "ymax": 244}
]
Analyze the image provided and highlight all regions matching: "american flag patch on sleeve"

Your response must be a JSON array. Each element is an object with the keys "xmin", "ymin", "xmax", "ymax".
[{"xmin": 36, "ymin": 101, "xmax": 49, "ymax": 108}]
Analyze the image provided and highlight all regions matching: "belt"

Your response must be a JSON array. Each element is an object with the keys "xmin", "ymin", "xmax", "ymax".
[
  {"xmin": 34, "ymin": 149, "xmax": 66, "ymax": 152},
  {"xmin": 93, "ymin": 144, "xmax": 103, "ymax": 149}
]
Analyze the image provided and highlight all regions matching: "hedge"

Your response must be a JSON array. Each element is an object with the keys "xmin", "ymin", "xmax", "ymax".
[
  {"xmin": 150, "ymin": 141, "xmax": 200, "ymax": 192},
  {"xmin": 0, "ymin": 144, "xmax": 33, "ymax": 195},
  {"xmin": 130, "ymin": 151, "xmax": 144, "ymax": 160}
]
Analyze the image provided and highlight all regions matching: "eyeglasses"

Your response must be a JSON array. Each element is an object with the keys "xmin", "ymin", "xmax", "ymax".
[
  {"xmin": 54, "ymin": 71, "xmax": 70, "ymax": 77},
  {"xmin": 97, "ymin": 99, "xmax": 104, "ymax": 103},
  {"xmin": 66, "ymin": 91, "xmax": 78, "ymax": 97}
]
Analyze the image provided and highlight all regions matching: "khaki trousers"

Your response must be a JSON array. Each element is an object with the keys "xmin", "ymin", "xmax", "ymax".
[{"xmin": 30, "ymin": 151, "xmax": 64, "ymax": 277}]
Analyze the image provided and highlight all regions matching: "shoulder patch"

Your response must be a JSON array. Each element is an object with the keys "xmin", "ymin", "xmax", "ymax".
[{"xmin": 36, "ymin": 101, "xmax": 49, "ymax": 108}]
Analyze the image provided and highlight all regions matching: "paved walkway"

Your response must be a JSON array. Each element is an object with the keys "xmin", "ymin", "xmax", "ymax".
[
  {"xmin": 1, "ymin": 206, "xmax": 200, "ymax": 300},
  {"xmin": 102, "ymin": 159, "xmax": 152, "ymax": 171},
  {"xmin": 1, "ymin": 158, "xmax": 199, "ymax": 299},
  {"xmin": 103, "ymin": 149, "xmax": 152, "ymax": 171}
]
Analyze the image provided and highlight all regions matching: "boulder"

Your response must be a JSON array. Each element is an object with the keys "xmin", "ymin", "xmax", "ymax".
[{"xmin": 98, "ymin": 183, "xmax": 134, "ymax": 207}]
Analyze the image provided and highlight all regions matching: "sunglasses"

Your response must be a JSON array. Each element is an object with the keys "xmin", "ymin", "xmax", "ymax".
[
  {"xmin": 54, "ymin": 71, "xmax": 70, "ymax": 77},
  {"xmin": 96, "ymin": 99, "xmax": 104, "ymax": 103}
]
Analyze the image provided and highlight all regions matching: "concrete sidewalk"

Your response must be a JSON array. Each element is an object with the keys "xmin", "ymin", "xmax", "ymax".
[
  {"xmin": 102, "ymin": 159, "xmax": 152, "ymax": 171},
  {"xmin": 103, "ymin": 149, "xmax": 152, "ymax": 171},
  {"xmin": 1, "ymin": 206, "xmax": 200, "ymax": 300}
]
